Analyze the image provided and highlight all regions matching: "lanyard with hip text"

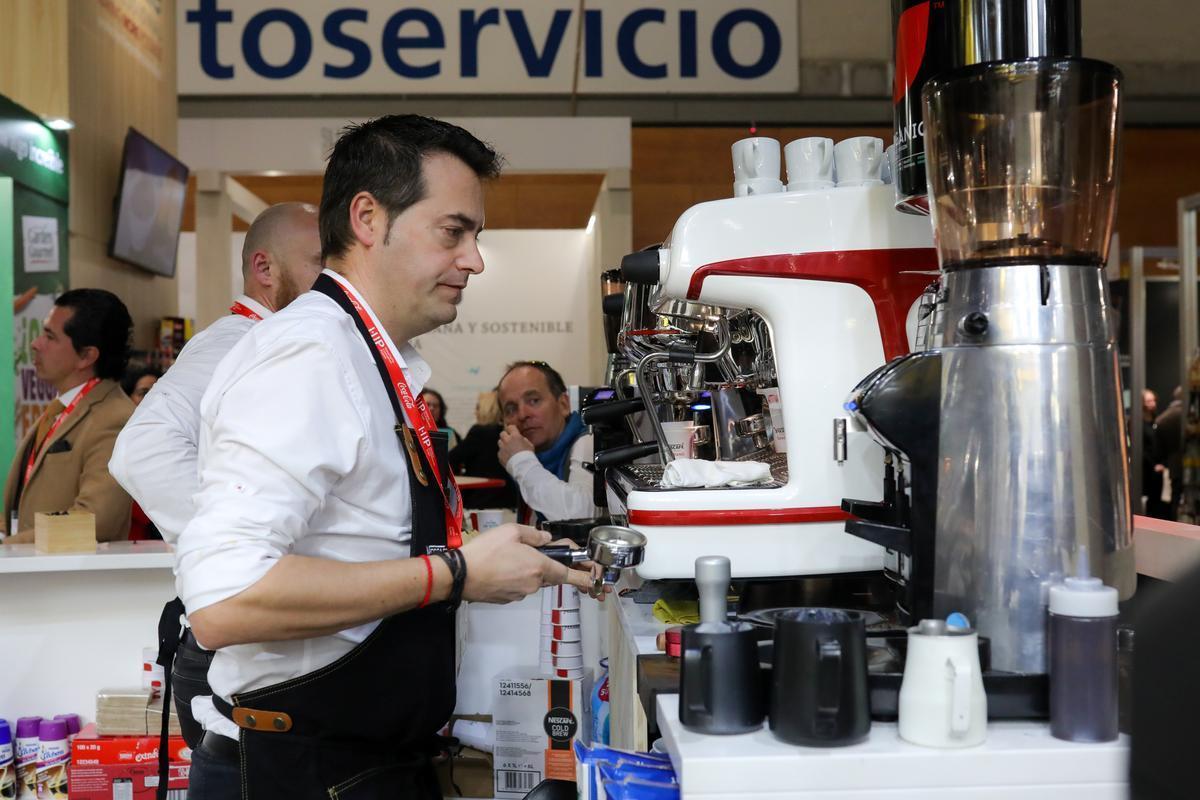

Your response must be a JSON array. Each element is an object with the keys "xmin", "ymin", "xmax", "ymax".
[
  {"xmin": 24, "ymin": 377, "xmax": 100, "ymax": 484},
  {"xmin": 312, "ymin": 274, "xmax": 463, "ymax": 548},
  {"xmin": 229, "ymin": 301, "xmax": 263, "ymax": 321}
]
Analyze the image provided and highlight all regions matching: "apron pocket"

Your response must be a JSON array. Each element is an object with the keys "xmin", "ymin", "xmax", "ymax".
[{"xmin": 326, "ymin": 757, "xmax": 437, "ymax": 800}]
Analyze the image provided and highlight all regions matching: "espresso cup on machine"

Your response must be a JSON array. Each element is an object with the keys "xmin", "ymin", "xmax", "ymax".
[
  {"xmin": 897, "ymin": 619, "xmax": 987, "ymax": 748},
  {"xmin": 731, "ymin": 137, "xmax": 783, "ymax": 197},
  {"xmin": 834, "ymin": 136, "xmax": 885, "ymax": 187},
  {"xmin": 784, "ymin": 137, "xmax": 835, "ymax": 190},
  {"xmin": 769, "ymin": 608, "xmax": 870, "ymax": 746}
]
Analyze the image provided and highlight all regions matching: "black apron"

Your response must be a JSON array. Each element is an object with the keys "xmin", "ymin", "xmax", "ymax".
[{"xmin": 213, "ymin": 276, "xmax": 459, "ymax": 799}]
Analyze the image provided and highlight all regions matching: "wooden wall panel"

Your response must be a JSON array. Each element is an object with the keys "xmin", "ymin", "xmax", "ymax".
[
  {"xmin": 67, "ymin": 0, "xmax": 179, "ymax": 349},
  {"xmin": 631, "ymin": 126, "xmax": 1200, "ymax": 251},
  {"xmin": 181, "ymin": 173, "xmax": 605, "ymax": 233},
  {"xmin": 0, "ymin": 1, "xmax": 69, "ymax": 120}
]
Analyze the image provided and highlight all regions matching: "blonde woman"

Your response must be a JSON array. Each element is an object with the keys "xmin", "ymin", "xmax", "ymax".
[{"xmin": 449, "ymin": 391, "xmax": 517, "ymax": 507}]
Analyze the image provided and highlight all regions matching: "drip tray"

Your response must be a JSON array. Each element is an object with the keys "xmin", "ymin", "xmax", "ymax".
[
  {"xmin": 615, "ymin": 451, "xmax": 789, "ymax": 492},
  {"xmin": 757, "ymin": 636, "xmax": 1049, "ymax": 721}
]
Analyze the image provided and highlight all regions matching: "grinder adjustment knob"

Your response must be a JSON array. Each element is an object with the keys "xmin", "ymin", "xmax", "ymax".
[{"xmin": 960, "ymin": 311, "xmax": 989, "ymax": 337}]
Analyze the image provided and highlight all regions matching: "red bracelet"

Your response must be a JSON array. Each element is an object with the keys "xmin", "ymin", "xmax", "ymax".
[{"xmin": 419, "ymin": 554, "xmax": 434, "ymax": 608}]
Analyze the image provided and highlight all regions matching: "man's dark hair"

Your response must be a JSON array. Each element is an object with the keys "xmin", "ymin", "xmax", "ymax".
[
  {"xmin": 319, "ymin": 115, "xmax": 503, "ymax": 262},
  {"xmin": 499, "ymin": 361, "xmax": 568, "ymax": 398},
  {"xmin": 54, "ymin": 289, "xmax": 133, "ymax": 381}
]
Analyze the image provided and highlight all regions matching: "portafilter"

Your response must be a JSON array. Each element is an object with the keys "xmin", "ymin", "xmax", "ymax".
[{"xmin": 539, "ymin": 525, "xmax": 647, "ymax": 593}]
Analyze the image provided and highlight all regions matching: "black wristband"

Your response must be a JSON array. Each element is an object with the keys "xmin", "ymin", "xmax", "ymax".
[{"xmin": 434, "ymin": 549, "xmax": 467, "ymax": 611}]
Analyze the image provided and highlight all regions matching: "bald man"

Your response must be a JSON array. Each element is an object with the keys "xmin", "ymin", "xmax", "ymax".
[{"xmin": 109, "ymin": 202, "xmax": 321, "ymax": 748}]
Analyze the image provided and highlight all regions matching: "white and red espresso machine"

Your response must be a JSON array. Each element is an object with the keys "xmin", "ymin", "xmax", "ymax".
[{"xmin": 600, "ymin": 162, "xmax": 937, "ymax": 580}]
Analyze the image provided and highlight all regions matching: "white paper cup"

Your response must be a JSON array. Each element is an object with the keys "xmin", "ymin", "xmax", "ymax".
[
  {"xmin": 469, "ymin": 509, "xmax": 505, "ymax": 531},
  {"xmin": 452, "ymin": 719, "xmax": 495, "ymax": 753},
  {"xmin": 552, "ymin": 624, "xmax": 582, "ymax": 641},
  {"xmin": 660, "ymin": 421, "xmax": 701, "ymax": 459},
  {"xmin": 550, "ymin": 640, "xmax": 582, "ymax": 657},
  {"xmin": 552, "ymin": 654, "xmax": 584, "ymax": 669},
  {"xmin": 554, "ymin": 667, "xmax": 585, "ymax": 680},
  {"xmin": 547, "ymin": 609, "xmax": 581, "ymax": 625},
  {"xmin": 548, "ymin": 585, "xmax": 580, "ymax": 610}
]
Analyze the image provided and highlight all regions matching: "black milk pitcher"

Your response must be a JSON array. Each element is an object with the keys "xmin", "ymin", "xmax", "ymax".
[
  {"xmin": 679, "ymin": 621, "xmax": 764, "ymax": 734},
  {"xmin": 769, "ymin": 608, "xmax": 870, "ymax": 746}
]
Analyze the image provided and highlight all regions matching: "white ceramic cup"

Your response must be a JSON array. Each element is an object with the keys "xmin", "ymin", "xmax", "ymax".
[
  {"xmin": 898, "ymin": 619, "xmax": 988, "ymax": 748},
  {"xmin": 470, "ymin": 509, "xmax": 505, "ymax": 531},
  {"xmin": 784, "ymin": 137, "xmax": 835, "ymax": 190},
  {"xmin": 731, "ymin": 137, "xmax": 781, "ymax": 183},
  {"xmin": 733, "ymin": 177, "xmax": 784, "ymax": 197},
  {"xmin": 881, "ymin": 143, "xmax": 897, "ymax": 185},
  {"xmin": 834, "ymin": 136, "xmax": 885, "ymax": 187},
  {"xmin": 550, "ymin": 640, "xmax": 582, "ymax": 657}
]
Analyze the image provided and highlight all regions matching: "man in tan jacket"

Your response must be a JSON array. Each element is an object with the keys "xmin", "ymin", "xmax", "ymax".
[{"xmin": 4, "ymin": 289, "xmax": 135, "ymax": 543}]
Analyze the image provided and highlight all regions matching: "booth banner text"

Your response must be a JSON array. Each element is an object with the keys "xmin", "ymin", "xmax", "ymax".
[
  {"xmin": 177, "ymin": 0, "xmax": 798, "ymax": 95},
  {"xmin": 411, "ymin": 229, "xmax": 597, "ymax": 438}
]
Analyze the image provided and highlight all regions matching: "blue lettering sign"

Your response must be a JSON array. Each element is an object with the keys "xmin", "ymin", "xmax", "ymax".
[
  {"xmin": 180, "ymin": 3, "xmax": 788, "ymax": 86},
  {"xmin": 382, "ymin": 9, "xmax": 444, "ymax": 78},
  {"xmin": 323, "ymin": 8, "xmax": 371, "ymax": 79},
  {"xmin": 460, "ymin": 8, "xmax": 501, "ymax": 78},
  {"xmin": 242, "ymin": 9, "xmax": 312, "ymax": 79},
  {"xmin": 617, "ymin": 9, "xmax": 667, "ymax": 80},
  {"xmin": 504, "ymin": 9, "xmax": 571, "ymax": 79},
  {"xmin": 187, "ymin": 0, "xmax": 234, "ymax": 79},
  {"xmin": 711, "ymin": 9, "xmax": 780, "ymax": 79}
]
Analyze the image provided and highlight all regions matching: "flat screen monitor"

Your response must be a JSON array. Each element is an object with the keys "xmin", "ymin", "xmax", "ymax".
[{"xmin": 108, "ymin": 128, "xmax": 189, "ymax": 278}]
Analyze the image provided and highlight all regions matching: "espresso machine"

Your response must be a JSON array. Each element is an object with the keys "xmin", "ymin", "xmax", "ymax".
[
  {"xmin": 842, "ymin": 55, "xmax": 1135, "ymax": 675},
  {"xmin": 600, "ymin": 175, "xmax": 938, "ymax": 580}
]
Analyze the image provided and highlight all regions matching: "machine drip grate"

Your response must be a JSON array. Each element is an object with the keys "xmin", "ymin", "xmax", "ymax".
[{"xmin": 617, "ymin": 450, "xmax": 788, "ymax": 491}]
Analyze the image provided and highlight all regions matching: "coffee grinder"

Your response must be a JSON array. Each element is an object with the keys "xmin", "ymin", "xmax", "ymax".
[{"xmin": 843, "ymin": 56, "xmax": 1135, "ymax": 675}]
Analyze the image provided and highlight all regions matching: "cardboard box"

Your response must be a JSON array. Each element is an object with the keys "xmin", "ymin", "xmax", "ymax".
[
  {"xmin": 493, "ymin": 669, "xmax": 590, "ymax": 799},
  {"xmin": 69, "ymin": 724, "xmax": 189, "ymax": 800}
]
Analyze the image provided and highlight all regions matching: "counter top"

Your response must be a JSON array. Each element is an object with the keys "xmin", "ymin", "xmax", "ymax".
[
  {"xmin": 657, "ymin": 694, "xmax": 1128, "ymax": 798},
  {"xmin": 0, "ymin": 540, "xmax": 174, "ymax": 574},
  {"xmin": 1133, "ymin": 514, "xmax": 1200, "ymax": 581}
]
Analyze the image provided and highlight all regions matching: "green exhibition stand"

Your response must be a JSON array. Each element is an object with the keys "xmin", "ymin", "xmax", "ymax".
[{"xmin": 0, "ymin": 95, "xmax": 69, "ymax": 474}]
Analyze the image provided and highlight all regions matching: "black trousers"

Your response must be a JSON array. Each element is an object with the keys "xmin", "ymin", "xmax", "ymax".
[{"xmin": 172, "ymin": 629, "xmax": 216, "ymax": 749}]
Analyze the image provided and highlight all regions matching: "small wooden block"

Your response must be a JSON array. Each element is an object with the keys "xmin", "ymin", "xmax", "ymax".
[{"xmin": 34, "ymin": 511, "xmax": 97, "ymax": 554}]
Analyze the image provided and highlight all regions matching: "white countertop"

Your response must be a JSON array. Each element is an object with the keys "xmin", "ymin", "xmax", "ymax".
[
  {"xmin": 0, "ymin": 540, "xmax": 174, "ymax": 573},
  {"xmin": 657, "ymin": 694, "xmax": 1128, "ymax": 799}
]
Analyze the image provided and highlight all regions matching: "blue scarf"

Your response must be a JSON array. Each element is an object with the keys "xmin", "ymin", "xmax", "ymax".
[{"xmin": 536, "ymin": 412, "xmax": 586, "ymax": 480}]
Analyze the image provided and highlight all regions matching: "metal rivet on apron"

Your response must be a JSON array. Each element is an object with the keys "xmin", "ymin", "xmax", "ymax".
[
  {"xmin": 245, "ymin": 714, "xmax": 257, "ymax": 728},
  {"xmin": 273, "ymin": 716, "xmax": 286, "ymax": 731}
]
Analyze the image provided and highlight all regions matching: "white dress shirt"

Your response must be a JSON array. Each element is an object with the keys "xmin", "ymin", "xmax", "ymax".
[
  {"xmin": 175, "ymin": 271, "xmax": 427, "ymax": 728},
  {"xmin": 505, "ymin": 433, "xmax": 599, "ymax": 522},
  {"xmin": 109, "ymin": 295, "xmax": 271, "ymax": 543}
]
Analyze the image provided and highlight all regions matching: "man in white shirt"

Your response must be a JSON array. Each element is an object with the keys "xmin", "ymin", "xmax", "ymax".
[
  {"xmin": 108, "ymin": 202, "xmax": 321, "ymax": 752},
  {"xmin": 498, "ymin": 361, "xmax": 600, "ymax": 523},
  {"xmin": 110, "ymin": 201, "xmax": 321, "ymax": 543},
  {"xmin": 176, "ymin": 116, "xmax": 591, "ymax": 800}
]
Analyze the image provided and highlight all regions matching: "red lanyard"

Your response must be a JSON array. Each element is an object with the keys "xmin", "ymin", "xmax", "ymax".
[
  {"xmin": 332, "ymin": 278, "xmax": 463, "ymax": 548},
  {"xmin": 25, "ymin": 378, "xmax": 100, "ymax": 483},
  {"xmin": 229, "ymin": 301, "xmax": 264, "ymax": 321}
]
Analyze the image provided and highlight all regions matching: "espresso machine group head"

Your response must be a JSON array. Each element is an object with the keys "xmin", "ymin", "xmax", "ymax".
[{"xmin": 844, "ymin": 56, "xmax": 1135, "ymax": 675}]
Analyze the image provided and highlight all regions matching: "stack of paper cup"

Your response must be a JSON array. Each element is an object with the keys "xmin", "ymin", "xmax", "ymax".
[{"xmin": 540, "ymin": 585, "xmax": 584, "ymax": 679}]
